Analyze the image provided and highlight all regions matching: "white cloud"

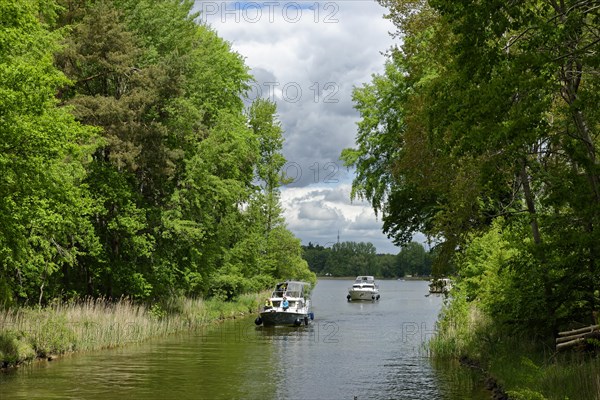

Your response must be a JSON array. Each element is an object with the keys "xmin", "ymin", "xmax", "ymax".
[
  {"xmin": 297, "ymin": 201, "xmax": 342, "ymax": 221},
  {"xmin": 280, "ymin": 184, "xmax": 400, "ymax": 253},
  {"xmin": 194, "ymin": 0, "xmax": 403, "ymax": 253},
  {"xmin": 350, "ymin": 208, "xmax": 382, "ymax": 231}
]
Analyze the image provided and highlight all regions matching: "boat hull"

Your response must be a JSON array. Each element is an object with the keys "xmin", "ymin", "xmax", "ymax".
[
  {"xmin": 259, "ymin": 309, "xmax": 310, "ymax": 326},
  {"xmin": 256, "ymin": 280, "xmax": 313, "ymax": 327},
  {"xmin": 348, "ymin": 289, "xmax": 380, "ymax": 301}
]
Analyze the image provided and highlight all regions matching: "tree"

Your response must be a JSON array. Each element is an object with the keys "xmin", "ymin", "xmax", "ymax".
[
  {"xmin": 302, "ymin": 243, "xmax": 331, "ymax": 275},
  {"xmin": 346, "ymin": 0, "xmax": 600, "ymax": 333},
  {"xmin": 373, "ymin": 254, "xmax": 398, "ymax": 278},
  {"xmin": 0, "ymin": 0, "xmax": 314, "ymax": 303},
  {"xmin": 396, "ymin": 242, "xmax": 431, "ymax": 277},
  {"xmin": 0, "ymin": 0, "xmax": 99, "ymax": 304}
]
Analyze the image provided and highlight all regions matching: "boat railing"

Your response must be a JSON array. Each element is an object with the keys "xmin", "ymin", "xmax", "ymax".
[{"xmin": 263, "ymin": 298, "xmax": 308, "ymax": 312}]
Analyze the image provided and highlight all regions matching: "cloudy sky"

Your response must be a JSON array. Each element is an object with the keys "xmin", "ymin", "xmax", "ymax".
[{"xmin": 194, "ymin": 0, "xmax": 403, "ymax": 254}]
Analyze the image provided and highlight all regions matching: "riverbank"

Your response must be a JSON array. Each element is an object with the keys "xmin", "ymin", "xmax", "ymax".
[
  {"xmin": 0, "ymin": 293, "xmax": 266, "ymax": 369},
  {"xmin": 429, "ymin": 296, "xmax": 600, "ymax": 399}
]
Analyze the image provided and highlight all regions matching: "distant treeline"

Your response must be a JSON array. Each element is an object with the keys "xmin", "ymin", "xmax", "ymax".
[
  {"xmin": 302, "ymin": 241, "xmax": 436, "ymax": 278},
  {"xmin": 0, "ymin": 0, "xmax": 314, "ymax": 306}
]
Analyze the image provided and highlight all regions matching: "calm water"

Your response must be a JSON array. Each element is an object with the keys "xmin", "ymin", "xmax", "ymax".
[{"xmin": 0, "ymin": 279, "xmax": 489, "ymax": 399}]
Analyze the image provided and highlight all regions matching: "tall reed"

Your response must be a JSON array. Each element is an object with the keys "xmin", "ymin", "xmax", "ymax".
[
  {"xmin": 429, "ymin": 294, "xmax": 600, "ymax": 399},
  {"xmin": 0, "ymin": 292, "xmax": 267, "ymax": 367}
]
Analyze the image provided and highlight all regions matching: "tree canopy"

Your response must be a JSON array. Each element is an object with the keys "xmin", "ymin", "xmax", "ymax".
[
  {"xmin": 302, "ymin": 241, "xmax": 432, "ymax": 278},
  {"xmin": 0, "ymin": 0, "xmax": 314, "ymax": 305},
  {"xmin": 344, "ymin": 0, "xmax": 600, "ymax": 333}
]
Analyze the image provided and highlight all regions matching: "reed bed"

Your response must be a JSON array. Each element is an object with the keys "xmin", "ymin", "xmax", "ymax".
[
  {"xmin": 0, "ymin": 292, "xmax": 267, "ymax": 367},
  {"xmin": 492, "ymin": 349, "xmax": 600, "ymax": 400},
  {"xmin": 428, "ymin": 295, "xmax": 487, "ymax": 360},
  {"xmin": 429, "ymin": 296, "xmax": 600, "ymax": 399}
]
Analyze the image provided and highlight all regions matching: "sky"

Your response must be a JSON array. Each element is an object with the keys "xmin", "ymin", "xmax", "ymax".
[{"xmin": 193, "ymin": 0, "xmax": 405, "ymax": 254}]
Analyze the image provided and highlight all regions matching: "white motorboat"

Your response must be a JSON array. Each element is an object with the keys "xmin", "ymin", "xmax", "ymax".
[
  {"xmin": 429, "ymin": 278, "xmax": 452, "ymax": 294},
  {"xmin": 255, "ymin": 281, "xmax": 313, "ymax": 327},
  {"xmin": 347, "ymin": 276, "xmax": 380, "ymax": 301}
]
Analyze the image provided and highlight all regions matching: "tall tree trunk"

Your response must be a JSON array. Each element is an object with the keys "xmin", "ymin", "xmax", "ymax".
[{"xmin": 520, "ymin": 160, "xmax": 555, "ymax": 331}]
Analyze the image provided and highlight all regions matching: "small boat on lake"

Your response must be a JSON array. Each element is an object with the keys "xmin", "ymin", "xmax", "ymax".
[
  {"xmin": 255, "ymin": 281, "xmax": 313, "ymax": 327},
  {"xmin": 429, "ymin": 278, "xmax": 452, "ymax": 294},
  {"xmin": 347, "ymin": 276, "xmax": 380, "ymax": 301}
]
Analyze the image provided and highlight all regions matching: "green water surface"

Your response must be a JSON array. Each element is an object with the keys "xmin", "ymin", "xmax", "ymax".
[{"xmin": 0, "ymin": 279, "xmax": 489, "ymax": 399}]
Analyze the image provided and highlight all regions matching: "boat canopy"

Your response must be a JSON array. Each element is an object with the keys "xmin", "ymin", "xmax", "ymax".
[
  {"xmin": 354, "ymin": 276, "xmax": 375, "ymax": 283},
  {"xmin": 272, "ymin": 281, "xmax": 311, "ymax": 298}
]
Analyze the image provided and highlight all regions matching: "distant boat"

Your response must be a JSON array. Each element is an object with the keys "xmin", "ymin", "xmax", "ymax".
[
  {"xmin": 255, "ymin": 281, "xmax": 313, "ymax": 327},
  {"xmin": 429, "ymin": 278, "xmax": 452, "ymax": 294},
  {"xmin": 347, "ymin": 276, "xmax": 380, "ymax": 301}
]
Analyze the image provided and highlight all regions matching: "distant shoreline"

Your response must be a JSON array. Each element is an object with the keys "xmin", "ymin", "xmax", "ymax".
[{"xmin": 316, "ymin": 276, "xmax": 430, "ymax": 281}]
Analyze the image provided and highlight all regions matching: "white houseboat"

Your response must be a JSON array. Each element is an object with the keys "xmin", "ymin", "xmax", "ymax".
[
  {"xmin": 255, "ymin": 281, "xmax": 313, "ymax": 327},
  {"xmin": 429, "ymin": 278, "xmax": 452, "ymax": 294},
  {"xmin": 347, "ymin": 276, "xmax": 380, "ymax": 301}
]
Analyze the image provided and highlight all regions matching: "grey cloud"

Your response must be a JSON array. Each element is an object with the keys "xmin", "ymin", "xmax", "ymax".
[
  {"xmin": 214, "ymin": 2, "xmax": 396, "ymax": 190},
  {"xmin": 200, "ymin": 0, "xmax": 403, "ymax": 253},
  {"xmin": 297, "ymin": 201, "xmax": 344, "ymax": 221},
  {"xmin": 349, "ymin": 210, "xmax": 382, "ymax": 231}
]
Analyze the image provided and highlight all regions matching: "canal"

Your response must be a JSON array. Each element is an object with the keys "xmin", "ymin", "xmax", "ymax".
[{"xmin": 0, "ymin": 279, "xmax": 489, "ymax": 399}]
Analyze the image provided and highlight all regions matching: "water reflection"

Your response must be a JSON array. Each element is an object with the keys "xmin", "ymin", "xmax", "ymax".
[
  {"xmin": 432, "ymin": 358, "xmax": 490, "ymax": 399},
  {"xmin": 1, "ymin": 280, "xmax": 490, "ymax": 399}
]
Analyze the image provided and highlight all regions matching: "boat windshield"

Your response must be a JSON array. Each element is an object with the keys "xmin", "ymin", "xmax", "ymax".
[
  {"xmin": 284, "ymin": 281, "xmax": 306, "ymax": 297},
  {"xmin": 354, "ymin": 276, "xmax": 375, "ymax": 284},
  {"xmin": 352, "ymin": 284, "xmax": 374, "ymax": 289}
]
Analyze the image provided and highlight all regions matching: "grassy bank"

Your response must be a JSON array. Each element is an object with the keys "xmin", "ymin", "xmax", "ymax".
[
  {"xmin": 429, "ymin": 295, "xmax": 600, "ymax": 399},
  {"xmin": 0, "ymin": 292, "xmax": 266, "ymax": 368}
]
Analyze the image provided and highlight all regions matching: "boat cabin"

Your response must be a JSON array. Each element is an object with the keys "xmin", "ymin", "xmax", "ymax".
[
  {"xmin": 429, "ymin": 278, "xmax": 452, "ymax": 294},
  {"xmin": 352, "ymin": 276, "xmax": 376, "ymax": 289}
]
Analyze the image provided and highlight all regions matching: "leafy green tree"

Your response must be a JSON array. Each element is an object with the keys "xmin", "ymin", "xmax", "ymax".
[
  {"xmin": 373, "ymin": 254, "xmax": 398, "ymax": 278},
  {"xmin": 302, "ymin": 243, "xmax": 331, "ymax": 275},
  {"xmin": 325, "ymin": 242, "xmax": 377, "ymax": 276},
  {"xmin": 0, "ymin": 0, "xmax": 314, "ymax": 304},
  {"xmin": 396, "ymin": 242, "xmax": 431, "ymax": 277},
  {"xmin": 0, "ymin": 0, "xmax": 99, "ymax": 304},
  {"xmin": 347, "ymin": 0, "xmax": 600, "ymax": 333},
  {"xmin": 55, "ymin": 1, "xmax": 173, "ymax": 298},
  {"xmin": 213, "ymin": 99, "xmax": 316, "ymax": 295}
]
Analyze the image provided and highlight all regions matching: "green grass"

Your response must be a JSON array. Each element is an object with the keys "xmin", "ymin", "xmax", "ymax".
[
  {"xmin": 489, "ymin": 346, "xmax": 600, "ymax": 400},
  {"xmin": 430, "ymin": 300, "xmax": 600, "ymax": 400},
  {"xmin": 0, "ymin": 292, "xmax": 267, "ymax": 367}
]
